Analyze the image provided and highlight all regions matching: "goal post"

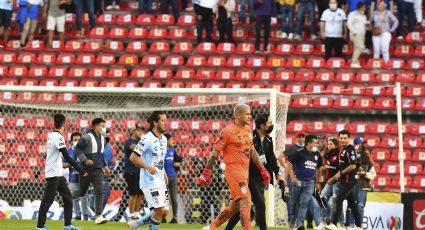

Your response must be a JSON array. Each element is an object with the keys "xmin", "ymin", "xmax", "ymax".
[{"xmin": 0, "ymin": 86, "xmax": 290, "ymax": 226}]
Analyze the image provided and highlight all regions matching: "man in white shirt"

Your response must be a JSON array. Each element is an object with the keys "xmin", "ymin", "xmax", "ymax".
[
  {"xmin": 347, "ymin": 2, "xmax": 368, "ymax": 68},
  {"xmin": 320, "ymin": 0, "xmax": 348, "ymax": 60},
  {"xmin": 36, "ymin": 114, "xmax": 88, "ymax": 230}
]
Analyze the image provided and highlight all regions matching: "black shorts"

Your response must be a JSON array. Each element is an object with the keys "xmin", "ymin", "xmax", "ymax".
[
  {"xmin": 124, "ymin": 172, "xmax": 143, "ymax": 196},
  {"xmin": 0, "ymin": 9, "xmax": 12, "ymax": 28}
]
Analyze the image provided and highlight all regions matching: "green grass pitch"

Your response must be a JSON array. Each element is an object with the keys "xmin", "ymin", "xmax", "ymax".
[{"xmin": 0, "ymin": 219, "xmax": 291, "ymax": 230}]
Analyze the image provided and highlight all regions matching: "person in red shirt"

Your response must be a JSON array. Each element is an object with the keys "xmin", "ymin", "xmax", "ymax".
[{"xmin": 197, "ymin": 104, "xmax": 271, "ymax": 230}]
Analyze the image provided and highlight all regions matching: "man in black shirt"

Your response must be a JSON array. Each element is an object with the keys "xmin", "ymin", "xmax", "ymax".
[
  {"xmin": 224, "ymin": 113, "xmax": 284, "ymax": 230},
  {"xmin": 326, "ymin": 130, "xmax": 361, "ymax": 230},
  {"xmin": 287, "ymin": 135, "xmax": 324, "ymax": 230}
]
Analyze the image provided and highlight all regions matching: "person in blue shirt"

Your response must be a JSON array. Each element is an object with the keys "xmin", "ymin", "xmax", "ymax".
[
  {"xmin": 163, "ymin": 132, "xmax": 182, "ymax": 224},
  {"xmin": 123, "ymin": 125, "xmax": 146, "ymax": 220},
  {"xmin": 63, "ymin": 132, "xmax": 90, "ymax": 221}
]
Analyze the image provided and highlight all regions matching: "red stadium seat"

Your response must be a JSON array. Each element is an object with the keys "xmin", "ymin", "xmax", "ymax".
[
  {"xmin": 164, "ymin": 55, "xmax": 184, "ymax": 66},
  {"xmin": 389, "ymin": 122, "xmax": 410, "ymax": 134},
  {"xmin": 173, "ymin": 132, "xmax": 194, "ymax": 144},
  {"xmin": 177, "ymin": 15, "xmax": 196, "ymax": 26},
  {"xmin": 150, "ymin": 41, "xmax": 170, "ymax": 53},
  {"xmin": 246, "ymin": 82, "xmax": 265, "ymax": 89},
  {"xmin": 247, "ymin": 56, "xmax": 266, "ymax": 68},
  {"xmin": 57, "ymin": 53, "xmax": 76, "ymax": 64},
  {"xmin": 17, "ymin": 52, "xmax": 36, "ymax": 64},
  {"xmin": 396, "ymin": 71, "xmax": 416, "ymax": 82},
  {"xmin": 88, "ymin": 67, "xmax": 107, "ymax": 78},
  {"xmin": 117, "ymin": 13, "xmax": 135, "ymax": 25},
  {"xmin": 236, "ymin": 43, "xmax": 255, "ymax": 54},
  {"xmin": 120, "ymin": 80, "xmax": 138, "ymax": 88},
  {"xmin": 355, "ymin": 71, "xmax": 375, "ymax": 82},
  {"xmin": 235, "ymin": 69, "xmax": 254, "ymax": 81},
  {"xmin": 136, "ymin": 14, "xmax": 154, "ymax": 25},
  {"xmin": 110, "ymin": 132, "xmax": 128, "ymax": 143},
  {"xmin": 47, "ymin": 40, "xmax": 64, "ymax": 51},
  {"xmin": 80, "ymin": 80, "xmax": 99, "ymax": 87},
  {"xmin": 98, "ymin": 14, "xmax": 116, "ymax": 24},
  {"xmin": 141, "ymin": 54, "xmax": 161, "ymax": 66},
  {"xmin": 192, "ymin": 95, "xmax": 213, "ymax": 105},
  {"xmin": 374, "ymin": 97, "xmax": 395, "ymax": 110},
  {"xmin": 376, "ymin": 71, "xmax": 395, "ymax": 82},
  {"xmin": 195, "ymin": 69, "xmax": 215, "ymax": 80},
  {"xmin": 227, "ymin": 56, "xmax": 246, "ymax": 67},
  {"xmin": 394, "ymin": 45, "xmax": 413, "ymax": 56},
  {"xmin": 5, "ymin": 40, "xmax": 21, "ymax": 50},
  {"xmin": 349, "ymin": 122, "xmax": 369, "ymax": 134},
  {"xmin": 326, "ymin": 58, "xmax": 345, "ymax": 68},
  {"xmin": 60, "ymin": 79, "xmax": 79, "ymax": 87},
  {"xmin": 128, "ymin": 28, "xmax": 147, "ymax": 39},
  {"xmin": 171, "ymin": 95, "xmax": 190, "ymax": 106},
  {"xmin": 275, "ymin": 43, "xmax": 294, "ymax": 55},
  {"xmin": 275, "ymin": 70, "xmax": 294, "ymax": 81},
  {"xmin": 306, "ymin": 57, "xmax": 326, "ymax": 68},
  {"xmin": 64, "ymin": 40, "xmax": 83, "ymax": 52},
  {"xmin": 286, "ymin": 56, "xmax": 305, "ymax": 68},
  {"xmin": 404, "ymin": 136, "xmax": 422, "ymax": 148},
  {"xmin": 20, "ymin": 78, "xmax": 38, "ymax": 86},
  {"xmin": 407, "ymin": 58, "xmax": 425, "ymax": 70},
  {"xmin": 126, "ymin": 41, "xmax": 147, "ymax": 53},
  {"xmin": 172, "ymin": 42, "xmax": 193, "ymax": 53},
  {"xmin": 205, "ymin": 81, "xmax": 224, "ymax": 88},
  {"xmin": 130, "ymin": 68, "xmax": 150, "ymax": 79},
  {"xmin": 226, "ymin": 81, "xmax": 244, "ymax": 89},
  {"xmin": 416, "ymin": 99, "xmax": 425, "ymax": 110},
  {"xmin": 141, "ymin": 81, "xmax": 161, "ymax": 88},
  {"xmin": 82, "ymin": 40, "xmax": 102, "ymax": 52},
  {"xmin": 363, "ymin": 135, "xmax": 381, "ymax": 148},
  {"xmin": 109, "ymin": 28, "xmax": 128, "ymax": 39},
  {"xmin": 168, "ymin": 118, "xmax": 185, "ymax": 131},
  {"xmin": 411, "ymin": 176, "xmax": 425, "ymax": 189},
  {"xmin": 186, "ymin": 56, "xmax": 206, "ymax": 67},
  {"xmin": 48, "ymin": 66, "xmax": 68, "ymax": 78},
  {"xmin": 165, "ymin": 81, "xmax": 184, "ymax": 88},
  {"xmin": 100, "ymin": 80, "xmax": 119, "ymax": 87},
  {"xmin": 194, "ymin": 133, "xmax": 215, "ymax": 144},
  {"xmin": 412, "ymin": 150, "xmax": 425, "ymax": 163},
  {"xmin": 389, "ymin": 176, "xmax": 412, "ymax": 188},
  {"xmin": 266, "ymin": 56, "xmax": 285, "ymax": 68},
  {"xmin": 76, "ymin": 53, "xmax": 95, "ymax": 65},
  {"xmin": 207, "ymin": 56, "xmax": 226, "ymax": 67},
  {"xmin": 415, "ymin": 45, "xmax": 425, "ymax": 56},
  {"xmin": 8, "ymin": 66, "xmax": 28, "ymax": 77},
  {"xmin": 371, "ymin": 148, "xmax": 390, "ymax": 161},
  {"xmin": 58, "ymin": 93, "xmax": 77, "ymax": 104},
  {"xmin": 108, "ymin": 67, "xmax": 128, "ymax": 78},
  {"xmin": 291, "ymin": 97, "xmax": 312, "ymax": 108},
  {"xmin": 90, "ymin": 27, "xmax": 108, "ymax": 38},
  {"xmin": 386, "ymin": 58, "xmax": 405, "ymax": 69},
  {"xmin": 412, "ymin": 123, "xmax": 425, "ymax": 135},
  {"xmin": 0, "ymin": 78, "xmax": 17, "ymax": 86},
  {"xmin": 181, "ymin": 146, "xmax": 205, "ymax": 157},
  {"xmin": 315, "ymin": 71, "xmax": 335, "ymax": 82},
  {"xmin": 215, "ymin": 69, "xmax": 234, "ymax": 80},
  {"xmin": 307, "ymin": 120, "xmax": 328, "ymax": 133},
  {"xmin": 27, "ymin": 66, "xmax": 47, "ymax": 78},
  {"xmin": 306, "ymin": 83, "xmax": 325, "ymax": 93},
  {"xmin": 295, "ymin": 43, "xmax": 314, "ymax": 55},
  {"xmin": 118, "ymin": 54, "xmax": 138, "ymax": 65},
  {"xmin": 255, "ymin": 69, "xmax": 275, "ymax": 81},
  {"xmin": 96, "ymin": 53, "xmax": 115, "ymax": 65},
  {"xmin": 353, "ymin": 97, "xmax": 374, "ymax": 109},
  {"xmin": 286, "ymin": 83, "xmax": 305, "ymax": 94},
  {"xmin": 0, "ymin": 52, "xmax": 16, "ymax": 63},
  {"xmin": 390, "ymin": 149, "xmax": 412, "ymax": 162},
  {"xmin": 401, "ymin": 98, "xmax": 415, "ymax": 110},
  {"xmin": 37, "ymin": 93, "xmax": 57, "ymax": 103},
  {"xmin": 328, "ymin": 121, "xmax": 349, "ymax": 133},
  {"xmin": 156, "ymin": 14, "xmax": 175, "ymax": 25},
  {"xmin": 68, "ymin": 66, "xmax": 87, "ymax": 78},
  {"xmin": 333, "ymin": 97, "xmax": 353, "ymax": 109},
  {"xmin": 365, "ymin": 85, "xmax": 385, "ymax": 96},
  {"xmin": 371, "ymin": 175, "xmax": 391, "ymax": 188},
  {"xmin": 196, "ymin": 42, "xmax": 216, "ymax": 54},
  {"xmin": 11, "ymin": 116, "xmax": 28, "ymax": 128},
  {"xmin": 295, "ymin": 70, "xmax": 315, "ymax": 82},
  {"xmin": 175, "ymin": 68, "xmax": 194, "ymax": 80},
  {"xmin": 345, "ymin": 84, "xmax": 365, "ymax": 95},
  {"xmin": 381, "ymin": 136, "xmax": 397, "ymax": 148},
  {"xmin": 168, "ymin": 28, "xmax": 187, "ymax": 40},
  {"xmin": 233, "ymin": 29, "xmax": 249, "ymax": 41},
  {"xmin": 187, "ymin": 119, "xmax": 204, "ymax": 131},
  {"xmin": 369, "ymin": 122, "xmax": 390, "ymax": 134},
  {"xmin": 381, "ymin": 162, "xmax": 399, "ymax": 174},
  {"xmin": 152, "ymin": 68, "xmax": 173, "ymax": 79},
  {"xmin": 36, "ymin": 53, "xmax": 56, "ymax": 64},
  {"xmin": 406, "ymin": 32, "xmax": 424, "ymax": 43},
  {"xmin": 287, "ymin": 120, "xmax": 307, "ymax": 133},
  {"xmin": 25, "ymin": 40, "xmax": 44, "ymax": 51},
  {"xmin": 119, "ymin": 118, "xmax": 140, "ymax": 129},
  {"xmin": 217, "ymin": 43, "xmax": 235, "ymax": 54},
  {"xmin": 366, "ymin": 58, "xmax": 385, "ymax": 69},
  {"xmin": 335, "ymin": 71, "xmax": 355, "ymax": 82},
  {"xmin": 325, "ymin": 84, "xmax": 344, "ymax": 94}
]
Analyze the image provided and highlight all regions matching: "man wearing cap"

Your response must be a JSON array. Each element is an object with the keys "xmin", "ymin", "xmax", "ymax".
[
  {"xmin": 75, "ymin": 118, "xmax": 110, "ymax": 224},
  {"xmin": 123, "ymin": 125, "xmax": 146, "ymax": 220},
  {"xmin": 282, "ymin": 132, "xmax": 305, "ymax": 227}
]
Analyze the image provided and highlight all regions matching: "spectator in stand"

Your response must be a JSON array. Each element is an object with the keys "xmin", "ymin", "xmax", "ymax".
[
  {"xmin": 63, "ymin": 132, "xmax": 90, "ymax": 221},
  {"xmin": 45, "ymin": 0, "xmax": 70, "ymax": 47},
  {"xmin": 139, "ymin": 0, "xmax": 152, "ymax": 14},
  {"xmin": 371, "ymin": 0, "xmax": 398, "ymax": 63},
  {"xmin": 414, "ymin": 0, "xmax": 422, "ymax": 24},
  {"xmin": 347, "ymin": 2, "xmax": 368, "ymax": 68},
  {"xmin": 123, "ymin": 125, "xmax": 145, "ymax": 220},
  {"xmin": 194, "ymin": 0, "xmax": 214, "ymax": 45},
  {"xmin": 345, "ymin": 136, "xmax": 376, "ymax": 228},
  {"xmin": 213, "ymin": 0, "xmax": 235, "ymax": 43},
  {"xmin": 320, "ymin": 0, "xmax": 347, "ymax": 60},
  {"xmin": 278, "ymin": 0, "xmax": 295, "ymax": 40},
  {"xmin": 0, "ymin": 0, "xmax": 12, "ymax": 48},
  {"xmin": 369, "ymin": 0, "xmax": 393, "ymax": 15},
  {"xmin": 74, "ymin": 0, "xmax": 96, "ymax": 37},
  {"xmin": 254, "ymin": 0, "xmax": 276, "ymax": 53},
  {"xmin": 396, "ymin": 0, "xmax": 416, "ymax": 40},
  {"xmin": 105, "ymin": 0, "xmax": 120, "ymax": 10},
  {"xmin": 295, "ymin": 0, "xmax": 317, "ymax": 40},
  {"xmin": 160, "ymin": 0, "xmax": 179, "ymax": 21},
  {"xmin": 239, "ymin": 0, "xmax": 254, "ymax": 24},
  {"xmin": 18, "ymin": 0, "xmax": 44, "ymax": 48},
  {"xmin": 94, "ymin": 0, "xmax": 103, "ymax": 15},
  {"xmin": 163, "ymin": 133, "xmax": 182, "ymax": 224}
]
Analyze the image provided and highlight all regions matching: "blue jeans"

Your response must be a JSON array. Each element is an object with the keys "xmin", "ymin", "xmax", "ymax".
[
  {"xmin": 138, "ymin": 0, "xmax": 152, "ymax": 14},
  {"xmin": 287, "ymin": 179, "xmax": 293, "ymax": 222},
  {"xmin": 239, "ymin": 0, "xmax": 254, "ymax": 19},
  {"xmin": 346, "ymin": 185, "xmax": 366, "ymax": 226},
  {"xmin": 321, "ymin": 183, "xmax": 344, "ymax": 223},
  {"xmin": 307, "ymin": 197, "xmax": 321, "ymax": 225},
  {"xmin": 296, "ymin": 1, "xmax": 315, "ymax": 36},
  {"xmin": 74, "ymin": 0, "xmax": 96, "ymax": 30},
  {"xmin": 160, "ymin": 0, "xmax": 179, "ymax": 21},
  {"xmin": 396, "ymin": 0, "xmax": 416, "ymax": 36},
  {"xmin": 69, "ymin": 182, "xmax": 89, "ymax": 216},
  {"xmin": 292, "ymin": 180, "xmax": 315, "ymax": 228},
  {"xmin": 281, "ymin": 5, "xmax": 294, "ymax": 33},
  {"xmin": 102, "ymin": 176, "xmax": 111, "ymax": 210}
]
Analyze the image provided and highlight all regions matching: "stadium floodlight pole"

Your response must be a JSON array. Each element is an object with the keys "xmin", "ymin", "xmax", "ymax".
[{"xmin": 395, "ymin": 82, "xmax": 405, "ymax": 193}]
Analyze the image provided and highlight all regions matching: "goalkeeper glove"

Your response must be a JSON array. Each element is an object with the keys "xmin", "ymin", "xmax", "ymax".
[
  {"xmin": 278, "ymin": 180, "xmax": 290, "ymax": 203},
  {"xmin": 197, "ymin": 167, "xmax": 212, "ymax": 187},
  {"xmin": 258, "ymin": 165, "xmax": 271, "ymax": 186}
]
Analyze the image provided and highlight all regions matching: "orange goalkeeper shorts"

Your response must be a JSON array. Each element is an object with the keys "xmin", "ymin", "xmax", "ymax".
[{"xmin": 225, "ymin": 175, "xmax": 251, "ymax": 201}]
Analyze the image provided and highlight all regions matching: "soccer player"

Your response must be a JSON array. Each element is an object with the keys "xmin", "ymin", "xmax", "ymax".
[
  {"xmin": 198, "ymin": 104, "xmax": 271, "ymax": 230},
  {"xmin": 36, "ymin": 114, "xmax": 88, "ymax": 230},
  {"xmin": 127, "ymin": 111, "xmax": 169, "ymax": 230},
  {"xmin": 326, "ymin": 130, "xmax": 361, "ymax": 230}
]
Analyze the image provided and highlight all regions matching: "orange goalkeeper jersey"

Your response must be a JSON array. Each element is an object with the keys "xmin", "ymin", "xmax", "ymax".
[{"xmin": 213, "ymin": 123, "xmax": 253, "ymax": 180}]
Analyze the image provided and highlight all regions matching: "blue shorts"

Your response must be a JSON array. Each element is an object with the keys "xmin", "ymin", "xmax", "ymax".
[{"xmin": 0, "ymin": 9, "xmax": 12, "ymax": 28}]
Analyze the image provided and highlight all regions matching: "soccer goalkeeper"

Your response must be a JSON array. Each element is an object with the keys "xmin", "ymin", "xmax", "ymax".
[{"xmin": 198, "ymin": 104, "xmax": 271, "ymax": 230}]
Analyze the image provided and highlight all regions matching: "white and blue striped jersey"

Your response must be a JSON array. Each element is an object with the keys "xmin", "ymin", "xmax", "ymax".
[{"xmin": 133, "ymin": 131, "xmax": 167, "ymax": 188}]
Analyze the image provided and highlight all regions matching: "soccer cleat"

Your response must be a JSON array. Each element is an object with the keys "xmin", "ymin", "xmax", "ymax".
[
  {"xmin": 64, "ymin": 225, "xmax": 80, "ymax": 230},
  {"xmin": 202, "ymin": 226, "xmax": 210, "ymax": 230},
  {"xmin": 325, "ymin": 224, "xmax": 338, "ymax": 230},
  {"xmin": 315, "ymin": 222, "xmax": 328, "ymax": 230},
  {"xmin": 169, "ymin": 218, "xmax": 177, "ymax": 224},
  {"xmin": 127, "ymin": 221, "xmax": 138, "ymax": 230},
  {"xmin": 294, "ymin": 226, "xmax": 305, "ymax": 230},
  {"xmin": 94, "ymin": 215, "xmax": 108, "ymax": 224}
]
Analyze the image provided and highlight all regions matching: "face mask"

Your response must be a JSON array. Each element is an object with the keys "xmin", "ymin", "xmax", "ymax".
[
  {"xmin": 101, "ymin": 127, "xmax": 107, "ymax": 135},
  {"xmin": 266, "ymin": 125, "xmax": 274, "ymax": 134},
  {"xmin": 72, "ymin": 141, "xmax": 78, "ymax": 148},
  {"xmin": 311, "ymin": 146, "xmax": 318, "ymax": 152},
  {"xmin": 357, "ymin": 153, "xmax": 361, "ymax": 159},
  {"xmin": 329, "ymin": 3, "xmax": 337, "ymax": 10}
]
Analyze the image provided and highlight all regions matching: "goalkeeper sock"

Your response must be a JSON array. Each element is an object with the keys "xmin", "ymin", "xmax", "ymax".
[
  {"xmin": 135, "ymin": 210, "xmax": 153, "ymax": 227},
  {"xmin": 240, "ymin": 205, "xmax": 252, "ymax": 230},
  {"xmin": 210, "ymin": 206, "xmax": 235, "ymax": 230},
  {"xmin": 149, "ymin": 217, "xmax": 160, "ymax": 230}
]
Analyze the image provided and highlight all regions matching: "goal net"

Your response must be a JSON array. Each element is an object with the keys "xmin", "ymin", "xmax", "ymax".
[{"xmin": 0, "ymin": 86, "xmax": 290, "ymax": 226}]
